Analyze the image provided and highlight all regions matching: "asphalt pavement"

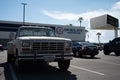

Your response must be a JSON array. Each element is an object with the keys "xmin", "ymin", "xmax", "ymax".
[{"xmin": 0, "ymin": 50, "xmax": 120, "ymax": 80}]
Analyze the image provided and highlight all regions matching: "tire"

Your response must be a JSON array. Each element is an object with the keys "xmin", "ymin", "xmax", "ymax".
[
  {"xmin": 7, "ymin": 54, "xmax": 15, "ymax": 63},
  {"xmin": 15, "ymin": 60, "xmax": 23, "ymax": 73},
  {"xmin": 73, "ymin": 51, "xmax": 76, "ymax": 57},
  {"xmin": 58, "ymin": 60, "xmax": 70, "ymax": 71},
  {"xmin": 79, "ymin": 54, "xmax": 82, "ymax": 57},
  {"xmin": 1, "ymin": 48, "xmax": 3, "ymax": 51},
  {"xmin": 103, "ymin": 46, "xmax": 110, "ymax": 55},
  {"xmin": 90, "ymin": 54, "xmax": 95, "ymax": 58},
  {"xmin": 104, "ymin": 50, "xmax": 110, "ymax": 55},
  {"xmin": 115, "ymin": 51, "xmax": 120, "ymax": 56},
  {"xmin": 75, "ymin": 51, "xmax": 80, "ymax": 57},
  {"xmin": 14, "ymin": 49, "xmax": 23, "ymax": 72}
]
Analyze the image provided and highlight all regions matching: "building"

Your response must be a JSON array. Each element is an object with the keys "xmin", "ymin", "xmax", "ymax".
[{"xmin": 0, "ymin": 20, "xmax": 86, "ymax": 48}]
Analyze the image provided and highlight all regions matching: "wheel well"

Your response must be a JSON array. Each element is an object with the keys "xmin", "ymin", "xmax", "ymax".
[
  {"xmin": 103, "ymin": 44, "xmax": 109, "ymax": 50},
  {"xmin": 15, "ymin": 48, "xmax": 18, "ymax": 57}
]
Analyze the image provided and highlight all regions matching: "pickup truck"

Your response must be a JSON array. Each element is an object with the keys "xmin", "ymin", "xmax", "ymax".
[
  {"xmin": 103, "ymin": 37, "xmax": 120, "ymax": 56},
  {"xmin": 7, "ymin": 26, "xmax": 73, "ymax": 70}
]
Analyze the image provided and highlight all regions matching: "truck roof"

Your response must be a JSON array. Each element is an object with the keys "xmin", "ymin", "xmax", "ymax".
[{"xmin": 19, "ymin": 26, "xmax": 52, "ymax": 30}]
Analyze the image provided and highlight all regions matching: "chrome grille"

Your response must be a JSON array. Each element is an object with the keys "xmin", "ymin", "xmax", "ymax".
[{"xmin": 32, "ymin": 42, "xmax": 64, "ymax": 52}]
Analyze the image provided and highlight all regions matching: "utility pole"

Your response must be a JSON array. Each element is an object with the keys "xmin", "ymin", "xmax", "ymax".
[
  {"xmin": 114, "ymin": 27, "xmax": 118, "ymax": 38},
  {"xmin": 22, "ymin": 3, "xmax": 27, "ymax": 26}
]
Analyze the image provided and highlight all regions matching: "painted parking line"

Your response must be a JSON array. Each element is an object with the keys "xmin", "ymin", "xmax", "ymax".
[
  {"xmin": 73, "ymin": 58, "xmax": 120, "ymax": 66},
  {"xmin": 71, "ymin": 65, "xmax": 105, "ymax": 76}
]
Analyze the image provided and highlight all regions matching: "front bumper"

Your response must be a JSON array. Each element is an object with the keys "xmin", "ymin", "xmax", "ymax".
[
  {"xmin": 17, "ymin": 52, "xmax": 73, "ymax": 62},
  {"xmin": 80, "ymin": 49, "xmax": 99, "ymax": 55}
]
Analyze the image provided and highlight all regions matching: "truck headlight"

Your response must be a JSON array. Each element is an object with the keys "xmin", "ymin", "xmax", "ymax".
[
  {"xmin": 65, "ymin": 42, "xmax": 71, "ymax": 47},
  {"xmin": 65, "ymin": 42, "xmax": 72, "ymax": 52},
  {"xmin": 22, "ymin": 42, "xmax": 30, "ymax": 47}
]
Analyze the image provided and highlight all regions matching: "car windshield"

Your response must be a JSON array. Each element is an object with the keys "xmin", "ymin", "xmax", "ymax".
[
  {"xmin": 19, "ymin": 28, "xmax": 56, "ymax": 37},
  {"xmin": 73, "ymin": 42, "xmax": 82, "ymax": 47},
  {"xmin": 80, "ymin": 42, "xmax": 95, "ymax": 46}
]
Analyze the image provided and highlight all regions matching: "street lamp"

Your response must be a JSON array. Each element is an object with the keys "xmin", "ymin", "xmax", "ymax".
[{"xmin": 21, "ymin": 3, "xmax": 27, "ymax": 26}]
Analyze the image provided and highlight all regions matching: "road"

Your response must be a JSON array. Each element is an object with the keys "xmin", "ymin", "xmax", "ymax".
[{"xmin": 0, "ymin": 50, "xmax": 120, "ymax": 80}]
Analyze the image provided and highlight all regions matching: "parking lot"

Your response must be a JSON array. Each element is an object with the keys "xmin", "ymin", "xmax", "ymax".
[{"xmin": 0, "ymin": 50, "xmax": 120, "ymax": 80}]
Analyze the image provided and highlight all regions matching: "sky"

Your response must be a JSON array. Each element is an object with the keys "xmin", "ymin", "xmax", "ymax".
[{"xmin": 0, "ymin": 0, "xmax": 120, "ymax": 43}]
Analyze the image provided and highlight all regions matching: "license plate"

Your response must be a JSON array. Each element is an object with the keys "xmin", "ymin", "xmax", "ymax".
[{"xmin": 44, "ymin": 55, "xmax": 55, "ymax": 61}]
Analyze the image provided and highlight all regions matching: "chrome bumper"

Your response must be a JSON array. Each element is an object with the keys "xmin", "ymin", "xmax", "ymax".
[{"xmin": 17, "ymin": 52, "xmax": 73, "ymax": 62}]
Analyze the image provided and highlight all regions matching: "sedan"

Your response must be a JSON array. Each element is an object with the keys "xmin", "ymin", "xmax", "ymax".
[{"xmin": 72, "ymin": 42, "xmax": 99, "ymax": 58}]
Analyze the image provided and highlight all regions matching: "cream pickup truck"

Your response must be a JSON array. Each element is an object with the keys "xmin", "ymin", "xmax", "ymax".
[{"xmin": 7, "ymin": 26, "xmax": 73, "ymax": 70}]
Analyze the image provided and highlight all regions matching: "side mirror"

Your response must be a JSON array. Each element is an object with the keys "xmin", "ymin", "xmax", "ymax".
[{"xmin": 9, "ymin": 32, "xmax": 15, "ymax": 41}]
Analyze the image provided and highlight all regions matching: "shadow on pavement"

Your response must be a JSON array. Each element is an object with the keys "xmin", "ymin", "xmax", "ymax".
[
  {"xmin": 76, "ymin": 56, "xmax": 101, "ymax": 59},
  {"xmin": 13, "ymin": 62, "xmax": 77, "ymax": 80},
  {"xmin": 0, "ymin": 62, "xmax": 13, "ymax": 80}
]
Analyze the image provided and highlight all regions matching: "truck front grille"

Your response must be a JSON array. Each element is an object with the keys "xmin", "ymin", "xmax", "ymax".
[{"xmin": 32, "ymin": 42, "xmax": 64, "ymax": 52}]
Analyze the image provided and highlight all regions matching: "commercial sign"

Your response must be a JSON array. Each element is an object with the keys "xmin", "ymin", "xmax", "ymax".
[
  {"xmin": 56, "ymin": 27, "xmax": 83, "ymax": 34},
  {"xmin": 55, "ymin": 27, "xmax": 64, "ymax": 34}
]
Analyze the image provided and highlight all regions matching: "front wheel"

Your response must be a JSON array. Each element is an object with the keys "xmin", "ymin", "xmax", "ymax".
[
  {"xmin": 75, "ymin": 51, "xmax": 80, "ymax": 57},
  {"xmin": 103, "ymin": 46, "xmax": 110, "ymax": 55},
  {"xmin": 1, "ymin": 48, "xmax": 3, "ymax": 51},
  {"xmin": 115, "ymin": 51, "xmax": 120, "ymax": 56},
  {"xmin": 7, "ymin": 54, "xmax": 15, "ymax": 63},
  {"xmin": 58, "ymin": 60, "xmax": 70, "ymax": 71},
  {"xmin": 90, "ymin": 54, "xmax": 95, "ymax": 58}
]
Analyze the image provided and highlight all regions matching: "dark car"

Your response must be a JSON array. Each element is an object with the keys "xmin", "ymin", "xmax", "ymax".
[
  {"xmin": 0, "ymin": 44, "xmax": 3, "ymax": 51},
  {"xmin": 72, "ymin": 42, "xmax": 99, "ymax": 58},
  {"xmin": 103, "ymin": 37, "xmax": 120, "ymax": 56}
]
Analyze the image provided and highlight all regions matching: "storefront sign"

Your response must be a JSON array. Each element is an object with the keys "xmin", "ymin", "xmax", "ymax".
[{"xmin": 56, "ymin": 27, "xmax": 83, "ymax": 34}]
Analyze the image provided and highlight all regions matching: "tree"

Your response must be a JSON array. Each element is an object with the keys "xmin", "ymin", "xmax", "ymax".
[
  {"xmin": 85, "ymin": 29, "xmax": 88, "ymax": 33},
  {"xmin": 66, "ymin": 24, "xmax": 73, "ymax": 26},
  {"xmin": 96, "ymin": 32, "xmax": 101, "ymax": 46},
  {"xmin": 68, "ymin": 24, "xmax": 73, "ymax": 26},
  {"xmin": 78, "ymin": 17, "xmax": 83, "ymax": 27}
]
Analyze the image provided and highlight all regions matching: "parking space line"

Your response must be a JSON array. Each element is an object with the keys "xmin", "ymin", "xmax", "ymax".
[
  {"xmin": 73, "ymin": 58, "xmax": 120, "ymax": 66},
  {"xmin": 71, "ymin": 65, "xmax": 105, "ymax": 76}
]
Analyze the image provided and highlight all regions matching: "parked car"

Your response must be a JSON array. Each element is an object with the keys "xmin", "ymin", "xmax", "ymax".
[
  {"xmin": 0, "ymin": 44, "xmax": 3, "ymax": 51},
  {"xmin": 72, "ymin": 42, "xmax": 99, "ymax": 58}
]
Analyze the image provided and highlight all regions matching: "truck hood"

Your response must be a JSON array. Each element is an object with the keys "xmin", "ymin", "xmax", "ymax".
[{"xmin": 17, "ymin": 36, "xmax": 71, "ymax": 41}]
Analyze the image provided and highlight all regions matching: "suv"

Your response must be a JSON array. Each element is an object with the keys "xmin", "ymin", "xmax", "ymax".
[
  {"xmin": 103, "ymin": 37, "xmax": 120, "ymax": 56},
  {"xmin": 7, "ymin": 26, "xmax": 73, "ymax": 70}
]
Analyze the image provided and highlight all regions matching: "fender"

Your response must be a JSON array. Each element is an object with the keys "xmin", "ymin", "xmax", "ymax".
[{"xmin": 7, "ymin": 41, "xmax": 15, "ymax": 55}]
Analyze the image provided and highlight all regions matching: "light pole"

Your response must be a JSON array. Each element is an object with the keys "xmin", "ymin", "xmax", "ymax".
[
  {"xmin": 96, "ymin": 32, "xmax": 101, "ymax": 47},
  {"xmin": 22, "ymin": 3, "xmax": 27, "ymax": 26}
]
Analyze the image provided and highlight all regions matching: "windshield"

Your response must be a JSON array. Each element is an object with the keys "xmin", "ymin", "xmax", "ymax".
[
  {"xmin": 19, "ymin": 28, "xmax": 56, "ymax": 37},
  {"xmin": 80, "ymin": 42, "xmax": 95, "ymax": 46}
]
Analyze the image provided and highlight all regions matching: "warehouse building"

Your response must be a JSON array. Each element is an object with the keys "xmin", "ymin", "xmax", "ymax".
[{"xmin": 0, "ymin": 20, "xmax": 86, "ymax": 49}]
